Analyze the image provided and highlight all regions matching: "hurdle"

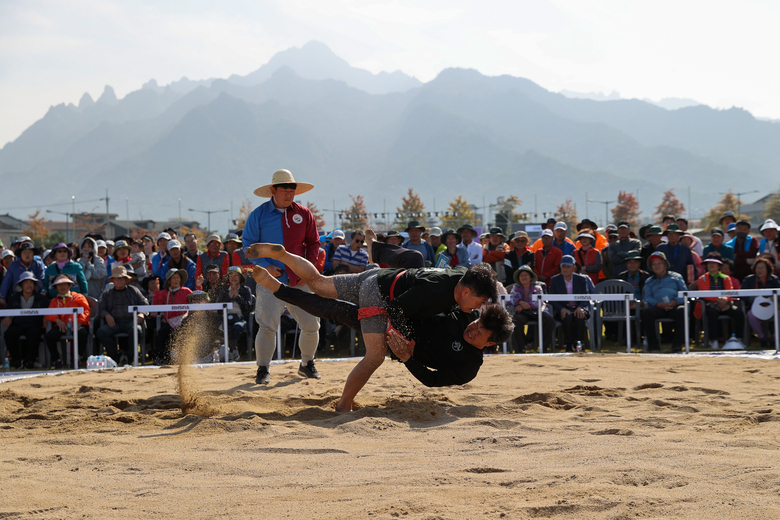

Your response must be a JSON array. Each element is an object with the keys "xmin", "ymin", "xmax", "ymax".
[{"xmin": 0, "ymin": 307, "xmax": 84, "ymax": 370}]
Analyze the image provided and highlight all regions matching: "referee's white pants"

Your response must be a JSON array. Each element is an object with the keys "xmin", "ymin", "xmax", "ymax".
[{"xmin": 254, "ymin": 283, "xmax": 320, "ymax": 366}]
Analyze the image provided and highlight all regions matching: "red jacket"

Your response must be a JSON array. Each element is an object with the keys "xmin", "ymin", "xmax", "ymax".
[
  {"xmin": 46, "ymin": 292, "xmax": 90, "ymax": 327},
  {"xmin": 534, "ymin": 246, "xmax": 563, "ymax": 287},
  {"xmin": 153, "ymin": 287, "xmax": 193, "ymax": 323}
]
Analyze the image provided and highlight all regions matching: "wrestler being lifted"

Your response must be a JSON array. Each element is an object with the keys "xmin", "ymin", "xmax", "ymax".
[{"xmin": 247, "ymin": 230, "xmax": 500, "ymax": 411}]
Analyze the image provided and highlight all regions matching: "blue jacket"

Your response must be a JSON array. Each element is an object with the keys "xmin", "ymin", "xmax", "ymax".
[
  {"xmin": 548, "ymin": 273, "xmax": 594, "ymax": 312},
  {"xmin": 402, "ymin": 240, "xmax": 435, "ymax": 265},
  {"xmin": 701, "ymin": 242, "xmax": 734, "ymax": 262},
  {"xmin": 655, "ymin": 243, "xmax": 694, "ymax": 280},
  {"xmin": 0, "ymin": 258, "xmax": 46, "ymax": 299},
  {"xmin": 159, "ymin": 257, "xmax": 197, "ymax": 290},
  {"xmin": 642, "ymin": 271, "xmax": 687, "ymax": 307}
]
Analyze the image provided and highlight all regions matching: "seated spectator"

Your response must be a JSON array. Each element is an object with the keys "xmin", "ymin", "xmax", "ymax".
[
  {"xmin": 152, "ymin": 269, "xmax": 193, "ymax": 364},
  {"xmin": 140, "ymin": 274, "xmax": 161, "ymax": 299},
  {"xmin": 150, "ymin": 232, "xmax": 171, "ymax": 276},
  {"xmin": 504, "ymin": 230, "xmax": 535, "ymax": 284},
  {"xmin": 457, "ymin": 224, "xmax": 483, "ymax": 264},
  {"xmin": 693, "ymin": 254, "xmax": 745, "ymax": 349},
  {"xmin": 196, "ymin": 234, "xmax": 227, "ymax": 278},
  {"xmin": 160, "ymin": 240, "xmax": 196, "ymax": 290},
  {"xmin": 726, "ymin": 220, "xmax": 759, "ymax": 282},
  {"xmin": 608, "ymin": 221, "xmax": 642, "ymax": 276},
  {"xmin": 575, "ymin": 219, "xmax": 607, "ymax": 251},
  {"xmin": 105, "ymin": 240, "xmax": 115, "ymax": 258},
  {"xmin": 183, "ymin": 232, "xmax": 199, "ymax": 262},
  {"xmin": 600, "ymin": 227, "xmax": 619, "ymax": 279},
  {"xmin": 529, "ymin": 218, "xmax": 559, "ymax": 252},
  {"xmin": 386, "ymin": 230, "xmax": 403, "ymax": 246},
  {"xmin": 720, "ymin": 211, "xmax": 737, "ymax": 230},
  {"xmin": 0, "ymin": 242, "xmax": 46, "ymax": 305},
  {"xmin": 323, "ymin": 229, "xmax": 346, "ymax": 274},
  {"xmin": 656, "ymin": 224, "xmax": 695, "ymax": 283},
  {"xmin": 549, "ymin": 255, "xmax": 595, "ymax": 352},
  {"xmin": 112, "ymin": 240, "xmax": 132, "ymax": 267},
  {"xmin": 77, "ymin": 237, "xmax": 107, "ymax": 300},
  {"xmin": 479, "ymin": 232, "xmax": 490, "ymax": 247},
  {"xmin": 758, "ymin": 219, "xmax": 779, "ymax": 268},
  {"xmin": 217, "ymin": 266, "xmax": 254, "ymax": 360},
  {"xmin": 45, "ymin": 274, "xmax": 90, "ymax": 369},
  {"xmin": 333, "ymin": 230, "xmax": 369, "ymax": 273},
  {"xmin": 129, "ymin": 240, "xmax": 147, "ymax": 280},
  {"xmin": 2, "ymin": 250, "xmax": 15, "ymax": 273},
  {"xmin": 179, "ymin": 290, "xmax": 223, "ymax": 363},
  {"xmin": 96, "ymin": 265, "xmax": 148, "ymax": 364},
  {"xmin": 435, "ymin": 229, "xmax": 470, "ymax": 268},
  {"xmin": 483, "ymin": 227, "xmax": 511, "ymax": 284},
  {"xmin": 195, "ymin": 263, "xmax": 224, "ymax": 301},
  {"xmin": 721, "ymin": 258, "xmax": 740, "ymax": 289},
  {"xmin": 574, "ymin": 231, "xmax": 602, "ymax": 286},
  {"xmin": 42, "ymin": 249, "xmax": 54, "ymax": 267},
  {"xmin": 2, "ymin": 272, "xmax": 49, "ymax": 369},
  {"xmin": 551, "ymin": 222, "xmax": 576, "ymax": 256},
  {"xmin": 43, "ymin": 243, "xmax": 88, "ymax": 298},
  {"xmin": 509, "ymin": 265, "xmax": 554, "ymax": 352},
  {"xmin": 726, "ymin": 222, "xmax": 737, "ymax": 241},
  {"xmin": 680, "ymin": 232, "xmax": 704, "ymax": 277},
  {"xmin": 534, "ymin": 229, "xmax": 562, "ymax": 287},
  {"xmin": 224, "ymin": 233, "xmax": 250, "ymax": 271},
  {"xmin": 641, "ymin": 252, "xmax": 687, "ymax": 352},
  {"xmin": 402, "ymin": 221, "xmax": 435, "ymax": 265},
  {"xmin": 676, "ymin": 217, "xmax": 703, "ymax": 256},
  {"xmin": 617, "ymin": 250, "xmax": 650, "ymax": 305},
  {"xmin": 141, "ymin": 234, "xmax": 155, "ymax": 273},
  {"xmin": 741, "ymin": 256, "xmax": 780, "ymax": 348},
  {"xmin": 702, "ymin": 227, "xmax": 734, "ymax": 262},
  {"xmin": 428, "ymin": 227, "xmax": 444, "ymax": 256}
]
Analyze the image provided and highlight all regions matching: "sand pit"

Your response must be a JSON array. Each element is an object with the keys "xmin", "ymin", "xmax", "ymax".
[{"xmin": 1, "ymin": 354, "xmax": 780, "ymax": 519}]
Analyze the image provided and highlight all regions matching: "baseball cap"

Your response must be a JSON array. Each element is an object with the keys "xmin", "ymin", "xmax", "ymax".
[
  {"xmin": 554, "ymin": 222, "xmax": 567, "ymax": 231},
  {"xmin": 541, "ymin": 229, "xmax": 553, "ymax": 237},
  {"xmin": 560, "ymin": 255, "xmax": 575, "ymax": 266},
  {"xmin": 428, "ymin": 227, "xmax": 443, "ymax": 237},
  {"xmin": 331, "ymin": 230, "xmax": 346, "ymax": 240},
  {"xmin": 167, "ymin": 240, "xmax": 182, "ymax": 251}
]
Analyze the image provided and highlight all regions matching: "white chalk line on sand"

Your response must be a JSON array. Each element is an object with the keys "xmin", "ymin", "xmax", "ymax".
[{"xmin": 1, "ymin": 351, "xmax": 778, "ymax": 386}]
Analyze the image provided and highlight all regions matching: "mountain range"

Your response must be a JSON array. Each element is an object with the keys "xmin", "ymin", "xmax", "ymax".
[{"xmin": 2, "ymin": 41, "xmax": 778, "ymax": 231}]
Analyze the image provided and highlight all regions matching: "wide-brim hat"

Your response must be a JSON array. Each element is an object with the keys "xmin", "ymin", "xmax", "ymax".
[
  {"xmin": 14, "ymin": 271, "xmax": 39, "ymax": 292},
  {"xmin": 576, "ymin": 219, "xmax": 597, "ymax": 231},
  {"xmin": 164, "ymin": 268, "xmax": 188, "ymax": 287},
  {"xmin": 52, "ymin": 274, "xmax": 75, "ymax": 286},
  {"xmin": 646, "ymin": 225, "xmax": 663, "ymax": 236},
  {"xmin": 719, "ymin": 211, "xmax": 736, "ymax": 225},
  {"xmin": 625, "ymin": 250, "xmax": 642, "ymax": 262},
  {"xmin": 254, "ymin": 169, "xmax": 314, "ymax": 198},
  {"xmin": 663, "ymin": 224, "xmax": 683, "ymax": 236},
  {"xmin": 760, "ymin": 219, "xmax": 778, "ymax": 232},
  {"xmin": 109, "ymin": 265, "xmax": 132, "ymax": 280},
  {"xmin": 648, "ymin": 251, "xmax": 670, "ymax": 269},
  {"xmin": 576, "ymin": 232, "xmax": 595, "ymax": 242},
  {"xmin": 227, "ymin": 265, "xmax": 246, "ymax": 283},
  {"xmin": 511, "ymin": 230, "xmax": 529, "ymax": 242},
  {"xmin": 489, "ymin": 227, "xmax": 506, "ymax": 239},
  {"xmin": 205, "ymin": 234, "xmax": 222, "ymax": 245},
  {"xmin": 457, "ymin": 224, "xmax": 475, "ymax": 235},
  {"xmin": 513, "ymin": 265, "xmax": 537, "ymax": 285},
  {"xmin": 225, "ymin": 233, "xmax": 242, "ymax": 244},
  {"xmin": 188, "ymin": 290, "xmax": 211, "ymax": 303},
  {"xmin": 51, "ymin": 242, "xmax": 71, "ymax": 258},
  {"xmin": 114, "ymin": 240, "xmax": 131, "ymax": 254},
  {"xmin": 405, "ymin": 220, "xmax": 425, "ymax": 232},
  {"xmin": 440, "ymin": 229, "xmax": 462, "ymax": 245},
  {"xmin": 386, "ymin": 230, "xmax": 401, "ymax": 238}
]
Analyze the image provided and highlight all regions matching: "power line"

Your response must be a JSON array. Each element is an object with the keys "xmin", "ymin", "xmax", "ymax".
[{"xmin": 2, "ymin": 197, "xmax": 107, "ymax": 212}]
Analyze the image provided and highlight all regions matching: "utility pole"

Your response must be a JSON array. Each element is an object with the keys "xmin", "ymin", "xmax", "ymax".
[{"xmin": 105, "ymin": 189, "xmax": 111, "ymax": 238}]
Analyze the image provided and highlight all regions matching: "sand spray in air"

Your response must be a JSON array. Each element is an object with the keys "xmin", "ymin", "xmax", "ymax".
[{"xmin": 173, "ymin": 313, "xmax": 221, "ymax": 417}]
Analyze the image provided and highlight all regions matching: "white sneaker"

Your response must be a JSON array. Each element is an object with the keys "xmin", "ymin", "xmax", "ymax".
[{"xmin": 710, "ymin": 340, "xmax": 720, "ymax": 350}]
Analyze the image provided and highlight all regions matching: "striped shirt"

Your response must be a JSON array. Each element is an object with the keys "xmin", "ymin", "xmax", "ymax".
[{"xmin": 333, "ymin": 245, "xmax": 368, "ymax": 268}]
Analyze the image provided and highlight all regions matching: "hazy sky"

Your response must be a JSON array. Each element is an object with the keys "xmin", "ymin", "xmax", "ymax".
[{"xmin": 2, "ymin": 0, "xmax": 779, "ymax": 147}]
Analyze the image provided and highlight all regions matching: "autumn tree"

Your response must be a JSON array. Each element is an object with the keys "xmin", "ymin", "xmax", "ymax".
[
  {"xmin": 440, "ymin": 196, "xmax": 476, "ymax": 230},
  {"xmin": 305, "ymin": 201, "xmax": 326, "ymax": 231},
  {"xmin": 701, "ymin": 190, "xmax": 749, "ymax": 231},
  {"xmin": 44, "ymin": 232, "xmax": 66, "ymax": 249},
  {"xmin": 611, "ymin": 191, "xmax": 641, "ymax": 228},
  {"xmin": 761, "ymin": 189, "xmax": 780, "ymax": 223},
  {"xmin": 234, "ymin": 199, "xmax": 253, "ymax": 231},
  {"xmin": 341, "ymin": 195, "xmax": 369, "ymax": 231},
  {"xmin": 492, "ymin": 195, "xmax": 526, "ymax": 228},
  {"xmin": 128, "ymin": 226, "xmax": 156, "ymax": 242},
  {"xmin": 393, "ymin": 188, "xmax": 426, "ymax": 230},
  {"xmin": 555, "ymin": 198, "xmax": 578, "ymax": 236},
  {"xmin": 24, "ymin": 210, "xmax": 50, "ymax": 247},
  {"xmin": 653, "ymin": 189, "xmax": 685, "ymax": 222}
]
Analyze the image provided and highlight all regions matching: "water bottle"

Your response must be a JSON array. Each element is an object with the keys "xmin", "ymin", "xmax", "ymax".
[
  {"xmin": 576, "ymin": 341, "xmax": 582, "ymax": 353},
  {"xmin": 212, "ymin": 349, "xmax": 220, "ymax": 364},
  {"xmin": 3, "ymin": 356, "xmax": 10, "ymax": 372}
]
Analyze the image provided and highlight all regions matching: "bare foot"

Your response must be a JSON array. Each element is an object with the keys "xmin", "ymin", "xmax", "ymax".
[
  {"xmin": 245, "ymin": 243, "xmax": 286, "ymax": 260},
  {"xmin": 335, "ymin": 399, "xmax": 353, "ymax": 412},
  {"xmin": 365, "ymin": 229, "xmax": 377, "ymax": 264},
  {"xmin": 252, "ymin": 266, "xmax": 281, "ymax": 292}
]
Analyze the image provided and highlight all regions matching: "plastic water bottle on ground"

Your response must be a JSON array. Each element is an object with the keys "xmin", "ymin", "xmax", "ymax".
[
  {"xmin": 3, "ymin": 356, "xmax": 10, "ymax": 372},
  {"xmin": 576, "ymin": 341, "xmax": 582, "ymax": 353},
  {"xmin": 212, "ymin": 349, "xmax": 220, "ymax": 364}
]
